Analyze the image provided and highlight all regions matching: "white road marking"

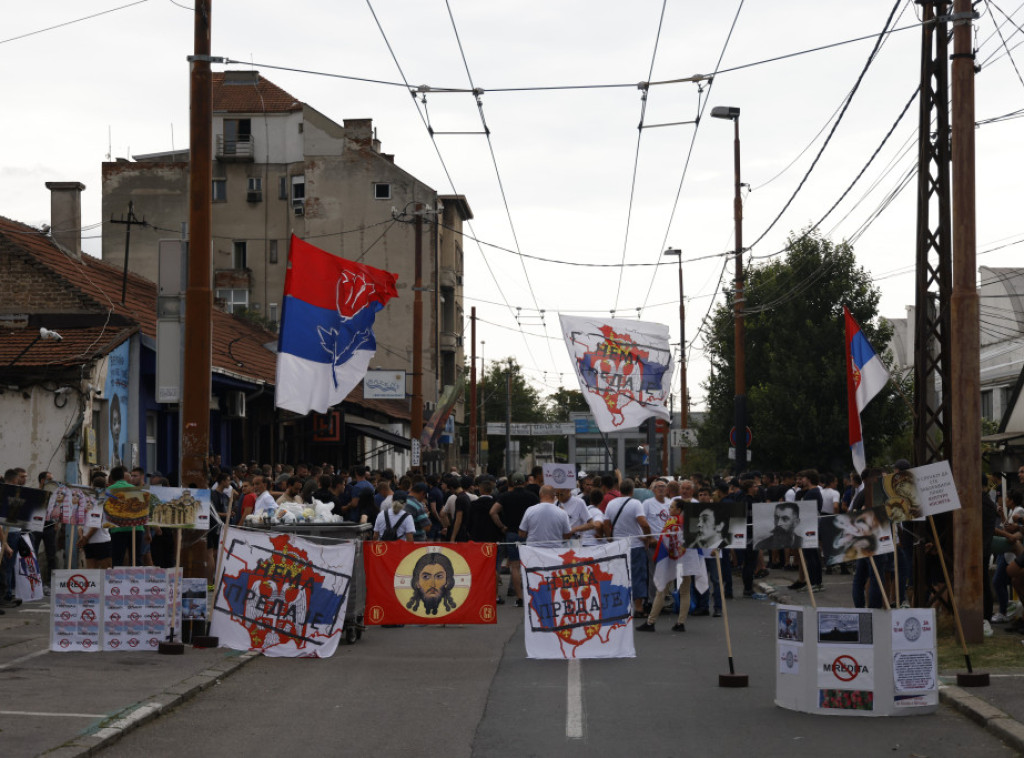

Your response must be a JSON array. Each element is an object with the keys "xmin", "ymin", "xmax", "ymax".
[
  {"xmin": 0, "ymin": 710, "xmax": 106, "ymax": 718},
  {"xmin": 566, "ymin": 658, "xmax": 584, "ymax": 739},
  {"xmin": 0, "ymin": 648, "xmax": 49, "ymax": 670}
]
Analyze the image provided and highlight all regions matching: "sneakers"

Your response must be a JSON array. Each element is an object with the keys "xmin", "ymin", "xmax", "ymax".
[
  {"xmin": 754, "ymin": 569, "xmax": 769, "ymax": 579},
  {"xmin": 743, "ymin": 589, "xmax": 754, "ymax": 597},
  {"xmin": 0, "ymin": 596, "xmax": 22, "ymax": 608},
  {"xmin": 513, "ymin": 599, "xmax": 523, "ymax": 608},
  {"xmin": 983, "ymin": 619, "xmax": 993, "ymax": 637},
  {"xmin": 636, "ymin": 621, "xmax": 656, "ymax": 632},
  {"xmin": 788, "ymin": 581, "xmax": 807, "ymax": 591},
  {"xmin": 713, "ymin": 609, "xmax": 722, "ymax": 618},
  {"xmin": 671, "ymin": 623, "xmax": 686, "ymax": 632},
  {"xmin": 495, "ymin": 596, "xmax": 505, "ymax": 605},
  {"xmin": 812, "ymin": 584, "xmax": 825, "ymax": 593},
  {"xmin": 991, "ymin": 612, "xmax": 1011, "ymax": 624}
]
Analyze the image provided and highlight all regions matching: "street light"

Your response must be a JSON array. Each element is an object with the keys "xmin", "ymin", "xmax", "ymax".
[
  {"xmin": 663, "ymin": 248, "xmax": 686, "ymax": 476},
  {"xmin": 6, "ymin": 326, "xmax": 64, "ymax": 368},
  {"xmin": 710, "ymin": 104, "xmax": 747, "ymax": 476}
]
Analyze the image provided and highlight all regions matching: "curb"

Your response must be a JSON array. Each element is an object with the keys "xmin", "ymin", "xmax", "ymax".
[
  {"xmin": 47, "ymin": 650, "xmax": 259, "ymax": 757},
  {"xmin": 940, "ymin": 684, "xmax": 1024, "ymax": 754}
]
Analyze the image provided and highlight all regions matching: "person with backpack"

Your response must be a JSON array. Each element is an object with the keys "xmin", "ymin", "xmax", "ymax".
[{"xmin": 373, "ymin": 497, "xmax": 414, "ymax": 542}]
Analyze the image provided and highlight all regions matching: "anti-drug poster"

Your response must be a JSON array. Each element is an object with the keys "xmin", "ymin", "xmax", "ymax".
[
  {"xmin": 51, "ymin": 570, "xmax": 103, "ymax": 652},
  {"xmin": 103, "ymin": 567, "xmax": 181, "ymax": 651},
  {"xmin": 211, "ymin": 527, "xmax": 355, "ymax": 658},
  {"xmin": 817, "ymin": 608, "xmax": 874, "ymax": 712},
  {"xmin": 519, "ymin": 541, "xmax": 635, "ymax": 660}
]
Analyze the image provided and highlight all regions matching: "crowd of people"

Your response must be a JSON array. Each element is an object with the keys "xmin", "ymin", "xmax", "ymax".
[{"xmin": 3, "ymin": 458, "xmax": 1024, "ymax": 633}]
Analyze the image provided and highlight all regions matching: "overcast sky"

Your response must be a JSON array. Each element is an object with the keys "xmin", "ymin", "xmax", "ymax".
[{"xmin": 2, "ymin": 0, "xmax": 1022, "ymax": 416}]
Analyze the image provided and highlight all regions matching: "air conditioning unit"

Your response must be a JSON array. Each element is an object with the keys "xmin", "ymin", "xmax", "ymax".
[
  {"xmin": 246, "ymin": 191, "xmax": 263, "ymax": 203},
  {"xmin": 293, "ymin": 204, "xmax": 305, "ymax": 217},
  {"xmin": 224, "ymin": 390, "xmax": 246, "ymax": 418}
]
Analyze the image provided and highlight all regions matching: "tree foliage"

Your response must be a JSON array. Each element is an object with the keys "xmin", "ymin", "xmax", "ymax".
[
  {"xmin": 698, "ymin": 229, "xmax": 911, "ymax": 474},
  {"xmin": 479, "ymin": 358, "xmax": 546, "ymax": 473}
]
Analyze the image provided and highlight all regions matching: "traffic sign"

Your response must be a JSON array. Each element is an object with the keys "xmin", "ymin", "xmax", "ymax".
[{"xmin": 729, "ymin": 426, "xmax": 752, "ymax": 447}]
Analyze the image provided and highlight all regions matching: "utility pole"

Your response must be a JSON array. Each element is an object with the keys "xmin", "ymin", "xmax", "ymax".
[
  {"xmin": 110, "ymin": 200, "xmax": 146, "ymax": 305},
  {"xmin": 411, "ymin": 204, "xmax": 424, "ymax": 466},
  {"xmin": 664, "ymin": 248, "xmax": 687, "ymax": 475},
  {"xmin": 181, "ymin": 0, "xmax": 213, "ymax": 489},
  {"xmin": 470, "ymin": 307, "xmax": 477, "ymax": 473},
  {"xmin": 505, "ymin": 359, "xmax": 513, "ymax": 476},
  {"xmin": 949, "ymin": 0, "xmax": 982, "ymax": 642}
]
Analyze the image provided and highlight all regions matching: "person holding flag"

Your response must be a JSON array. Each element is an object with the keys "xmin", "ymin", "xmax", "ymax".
[
  {"xmin": 844, "ymin": 306, "xmax": 889, "ymax": 475},
  {"xmin": 636, "ymin": 499, "xmax": 707, "ymax": 633}
]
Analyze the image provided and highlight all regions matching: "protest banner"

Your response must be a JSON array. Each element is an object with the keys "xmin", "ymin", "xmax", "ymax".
[
  {"xmin": 875, "ymin": 460, "xmax": 961, "ymax": 522},
  {"xmin": 682, "ymin": 501, "xmax": 746, "ymax": 551},
  {"xmin": 148, "ymin": 486, "xmax": 211, "ymax": 529},
  {"xmin": 819, "ymin": 507, "xmax": 895, "ymax": 565},
  {"xmin": 519, "ymin": 541, "xmax": 634, "ymax": 659},
  {"xmin": 101, "ymin": 486, "xmax": 150, "ymax": 529},
  {"xmin": 752, "ymin": 501, "xmax": 820, "ymax": 551},
  {"xmin": 211, "ymin": 527, "xmax": 354, "ymax": 658},
  {"xmin": 0, "ymin": 483, "xmax": 49, "ymax": 531},
  {"xmin": 16, "ymin": 533, "xmax": 44, "ymax": 602},
  {"xmin": 364, "ymin": 541, "xmax": 497, "ymax": 625},
  {"xmin": 51, "ymin": 570, "xmax": 103, "ymax": 652},
  {"xmin": 102, "ymin": 567, "xmax": 181, "ymax": 651}
]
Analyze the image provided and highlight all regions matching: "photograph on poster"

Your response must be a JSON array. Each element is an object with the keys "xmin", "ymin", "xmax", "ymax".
[
  {"xmin": 818, "ymin": 506, "xmax": 894, "ymax": 565},
  {"xmin": 753, "ymin": 501, "xmax": 818, "ymax": 550},
  {"xmin": 778, "ymin": 608, "xmax": 803, "ymax": 642},
  {"xmin": 819, "ymin": 689, "xmax": 874, "ymax": 711},
  {"xmin": 683, "ymin": 501, "xmax": 746, "ymax": 551},
  {"xmin": 818, "ymin": 611, "xmax": 873, "ymax": 644}
]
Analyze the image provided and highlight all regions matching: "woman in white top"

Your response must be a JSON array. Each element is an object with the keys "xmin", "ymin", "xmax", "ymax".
[{"xmin": 373, "ymin": 498, "xmax": 415, "ymax": 542}]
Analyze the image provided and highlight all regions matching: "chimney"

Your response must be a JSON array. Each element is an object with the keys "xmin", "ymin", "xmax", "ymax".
[
  {"xmin": 344, "ymin": 119, "xmax": 374, "ymax": 150},
  {"xmin": 45, "ymin": 181, "xmax": 85, "ymax": 261}
]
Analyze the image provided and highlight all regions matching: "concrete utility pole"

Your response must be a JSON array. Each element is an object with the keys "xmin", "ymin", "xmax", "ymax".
[
  {"xmin": 470, "ymin": 307, "xmax": 477, "ymax": 472},
  {"xmin": 949, "ymin": 0, "xmax": 982, "ymax": 642},
  {"xmin": 181, "ymin": 0, "xmax": 213, "ymax": 489},
  {"xmin": 411, "ymin": 205, "xmax": 424, "ymax": 457}
]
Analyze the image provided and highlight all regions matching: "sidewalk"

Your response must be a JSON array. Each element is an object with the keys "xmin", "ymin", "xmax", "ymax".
[
  {"xmin": 0, "ymin": 596, "xmax": 255, "ymax": 758},
  {"xmin": 757, "ymin": 564, "xmax": 1024, "ymax": 753}
]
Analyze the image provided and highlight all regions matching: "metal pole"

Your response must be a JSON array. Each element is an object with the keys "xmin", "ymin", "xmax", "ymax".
[
  {"xmin": 505, "ymin": 359, "xmax": 513, "ymax": 475},
  {"xmin": 950, "ymin": 0, "xmax": 982, "ymax": 642},
  {"xmin": 470, "ymin": 307, "xmax": 477, "ymax": 473},
  {"xmin": 181, "ymin": 0, "xmax": 213, "ymax": 489},
  {"xmin": 678, "ymin": 253, "xmax": 687, "ymax": 474},
  {"xmin": 412, "ymin": 205, "xmax": 424, "ymax": 452},
  {"xmin": 732, "ymin": 116, "xmax": 747, "ymax": 477}
]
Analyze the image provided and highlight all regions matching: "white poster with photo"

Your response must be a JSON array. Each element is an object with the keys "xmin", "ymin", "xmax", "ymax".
[
  {"xmin": 15, "ymin": 533, "xmax": 44, "ymax": 602},
  {"xmin": 519, "ymin": 540, "xmax": 635, "ymax": 660},
  {"xmin": 148, "ymin": 486, "xmax": 211, "ymax": 530},
  {"xmin": 818, "ymin": 507, "xmax": 895, "ymax": 566},
  {"xmin": 51, "ymin": 570, "xmax": 103, "ymax": 652},
  {"xmin": 752, "ymin": 501, "xmax": 819, "ymax": 551},
  {"xmin": 682, "ymin": 501, "xmax": 746, "ymax": 551},
  {"xmin": 878, "ymin": 460, "xmax": 961, "ymax": 521}
]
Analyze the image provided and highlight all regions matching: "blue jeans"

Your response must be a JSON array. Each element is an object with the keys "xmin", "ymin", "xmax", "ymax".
[
  {"xmin": 994, "ymin": 553, "xmax": 1010, "ymax": 615},
  {"xmin": 802, "ymin": 547, "xmax": 822, "ymax": 586},
  {"xmin": 630, "ymin": 546, "xmax": 648, "ymax": 602}
]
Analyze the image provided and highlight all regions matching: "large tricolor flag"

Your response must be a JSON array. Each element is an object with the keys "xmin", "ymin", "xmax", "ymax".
[
  {"xmin": 844, "ymin": 306, "xmax": 889, "ymax": 475},
  {"xmin": 276, "ymin": 236, "xmax": 398, "ymax": 415}
]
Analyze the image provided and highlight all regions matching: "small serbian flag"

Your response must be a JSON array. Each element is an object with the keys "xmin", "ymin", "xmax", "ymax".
[
  {"xmin": 276, "ymin": 236, "xmax": 398, "ymax": 415},
  {"xmin": 844, "ymin": 306, "xmax": 889, "ymax": 476},
  {"xmin": 363, "ymin": 542, "xmax": 498, "ymax": 625}
]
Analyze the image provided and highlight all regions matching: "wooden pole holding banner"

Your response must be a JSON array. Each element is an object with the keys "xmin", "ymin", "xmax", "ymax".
[
  {"xmin": 798, "ymin": 549, "xmax": 817, "ymax": 609},
  {"xmin": 131, "ymin": 526, "xmax": 136, "ymax": 567},
  {"xmin": 891, "ymin": 524, "xmax": 901, "ymax": 608},
  {"xmin": 868, "ymin": 556, "xmax": 891, "ymax": 610},
  {"xmin": 158, "ymin": 529, "xmax": 185, "ymax": 655},
  {"xmin": 713, "ymin": 549, "xmax": 748, "ymax": 687},
  {"xmin": 192, "ymin": 508, "xmax": 225, "ymax": 648}
]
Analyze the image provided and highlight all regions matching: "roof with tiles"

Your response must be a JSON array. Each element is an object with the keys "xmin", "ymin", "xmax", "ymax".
[{"xmin": 213, "ymin": 71, "xmax": 303, "ymax": 114}]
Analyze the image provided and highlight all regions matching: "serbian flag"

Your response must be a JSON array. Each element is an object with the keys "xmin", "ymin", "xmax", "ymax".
[
  {"xmin": 845, "ymin": 306, "xmax": 889, "ymax": 476},
  {"xmin": 276, "ymin": 236, "xmax": 398, "ymax": 415},
  {"xmin": 652, "ymin": 515, "xmax": 709, "ymax": 594},
  {"xmin": 363, "ymin": 542, "xmax": 497, "ymax": 625}
]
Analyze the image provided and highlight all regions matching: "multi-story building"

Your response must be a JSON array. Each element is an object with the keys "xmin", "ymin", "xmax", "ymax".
[{"xmin": 101, "ymin": 70, "xmax": 470, "ymax": 468}]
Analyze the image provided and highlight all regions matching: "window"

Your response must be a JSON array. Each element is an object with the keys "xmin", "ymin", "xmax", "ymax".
[
  {"xmin": 212, "ymin": 179, "xmax": 227, "ymax": 202},
  {"xmin": 291, "ymin": 175, "xmax": 305, "ymax": 205},
  {"xmin": 442, "ymin": 351, "xmax": 456, "ymax": 387},
  {"xmin": 223, "ymin": 118, "xmax": 252, "ymax": 154},
  {"xmin": 982, "ymin": 389, "xmax": 994, "ymax": 420},
  {"xmin": 232, "ymin": 241, "xmax": 247, "ymax": 270},
  {"xmin": 216, "ymin": 288, "xmax": 249, "ymax": 314},
  {"xmin": 279, "ymin": 176, "xmax": 288, "ymax": 200},
  {"xmin": 374, "ymin": 183, "xmax": 391, "ymax": 200},
  {"xmin": 248, "ymin": 177, "xmax": 262, "ymax": 192},
  {"xmin": 269, "ymin": 302, "xmax": 279, "ymax": 324},
  {"xmin": 269, "ymin": 239, "xmax": 278, "ymax": 264},
  {"xmin": 145, "ymin": 412, "xmax": 158, "ymax": 474}
]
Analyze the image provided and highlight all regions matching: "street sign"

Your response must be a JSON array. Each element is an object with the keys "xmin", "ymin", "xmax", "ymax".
[
  {"xmin": 671, "ymin": 429, "xmax": 698, "ymax": 448},
  {"xmin": 729, "ymin": 426, "xmax": 752, "ymax": 447},
  {"xmin": 485, "ymin": 422, "xmax": 575, "ymax": 436},
  {"xmin": 728, "ymin": 448, "xmax": 752, "ymax": 461},
  {"xmin": 411, "ymin": 439, "xmax": 421, "ymax": 466}
]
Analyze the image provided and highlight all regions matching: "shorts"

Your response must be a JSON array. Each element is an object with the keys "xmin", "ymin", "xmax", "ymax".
[
  {"xmin": 630, "ymin": 545, "xmax": 649, "ymax": 601},
  {"xmin": 500, "ymin": 533, "xmax": 522, "ymax": 563},
  {"xmin": 84, "ymin": 542, "xmax": 112, "ymax": 561},
  {"xmin": 1015, "ymin": 551, "xmax": 1024, "ymax": 569}
]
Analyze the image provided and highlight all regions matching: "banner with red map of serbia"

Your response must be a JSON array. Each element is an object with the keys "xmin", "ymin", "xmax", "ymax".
[
  {"xmin": 519, "ymin": 541, "xmax": 635, "ymax": 659},
  {"xmin": 363, "ymin": 542, "xmax": 497, "ymax": 625},
  {"xmin": 211, "ymin": 528, "xmax": 354, "ymax": 658},
  {"xmin": 560, "ymin": 314, "xmax": 673, "ymax": 433}
]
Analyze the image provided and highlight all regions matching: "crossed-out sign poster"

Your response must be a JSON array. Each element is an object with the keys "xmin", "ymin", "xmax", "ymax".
[
  {"xmin": 816, "ymin": 608, "xmax": 875, "ymax": 711},
  {"xmin": 50, "ymin": 568, "xmax": 182, "ymax": 652}
]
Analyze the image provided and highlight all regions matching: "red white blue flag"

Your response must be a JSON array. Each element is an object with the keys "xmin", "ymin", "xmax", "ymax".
[
  {"xmin": 276, "ymin": 236, "xmax": 398, "ymax": 415},
  {"xmin": 844, "ymin": 306, "xmax": 889, "ymax": 475}
]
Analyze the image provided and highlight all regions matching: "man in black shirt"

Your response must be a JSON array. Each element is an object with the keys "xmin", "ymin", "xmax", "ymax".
[{"xmin": 489, "ymin": 472, "xmax": 539, "ymax": 607}]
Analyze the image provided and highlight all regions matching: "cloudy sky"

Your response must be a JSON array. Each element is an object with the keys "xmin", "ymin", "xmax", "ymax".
[{"xmin": 2, "ymin": 0, "xmax": 1022, "ymax": 414}]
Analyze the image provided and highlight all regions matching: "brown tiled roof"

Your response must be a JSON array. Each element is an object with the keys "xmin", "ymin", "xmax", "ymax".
[
  {"xmin": 213, "ymin": 72, "xmax": 303, "ymax": 114},
  {"xmin": 0, "ymin": 215, "xmax": 277, "ymax": 385}
]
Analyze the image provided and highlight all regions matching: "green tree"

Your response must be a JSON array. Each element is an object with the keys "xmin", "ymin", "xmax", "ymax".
[
  {"xmin": 545, "ymin": 387, "xmax": 589, "ymax": 422},
  {"xmin": 698, "ymin": 229, "xmax": 910, "ymax": 473},
  {"xmin": 479, "ymin": 358, "xmax": 546, "ymax": 474}
]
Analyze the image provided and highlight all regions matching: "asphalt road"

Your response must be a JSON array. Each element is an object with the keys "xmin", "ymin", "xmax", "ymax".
[{"xmin": 95, "ymin": 589, "xmax": 1018, "ymax": 758}]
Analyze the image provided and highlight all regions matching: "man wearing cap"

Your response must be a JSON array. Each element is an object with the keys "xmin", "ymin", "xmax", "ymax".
[{"xmin": 490, "ymin": 472, "xmax": 539, "ymax": 607}]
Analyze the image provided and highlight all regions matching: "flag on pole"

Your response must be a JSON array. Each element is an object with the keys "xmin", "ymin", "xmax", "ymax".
[
  {"xmin": 651, "ymin": 514, "xmax": 709, "ymax": 595},
  {"xmin": 276, "ymin": 236, "xmax": 398, "ymax": 415},
  {"xmin": 844, "ymin": 306, "xmax": 889, "ymax": 475},
  {"xmin": 560, "ymin": 314, "xmax": 673, "ymax": 433}
]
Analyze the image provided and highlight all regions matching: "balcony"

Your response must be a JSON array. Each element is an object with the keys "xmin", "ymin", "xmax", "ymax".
[
  {"xmin": 440, "ymin": 331, "xmax": 462, "ymax": 351},
  {"xmin": 214, "ymin": 268, "xmax": 252, "ymax": 290},
  {"xmin": 216, "ymin": 134, "xmax": 254, "ymax": 162}
]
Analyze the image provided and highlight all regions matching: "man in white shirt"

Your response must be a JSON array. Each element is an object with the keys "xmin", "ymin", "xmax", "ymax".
[
  {"xmin": 253, "ymin": 476, "xmax": 278, "ymax": 518},
  {"xmin": 603, "ymin": 479, "xmax": 652, "ymax": 614},
  {"xmin": 519, "ymin": 486, "xmax": 572, "ymax": 545},
  {"xmin": 555, "ymin": 488, "xmax": 595, "ymax": 541}
]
